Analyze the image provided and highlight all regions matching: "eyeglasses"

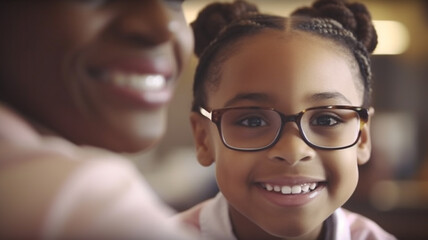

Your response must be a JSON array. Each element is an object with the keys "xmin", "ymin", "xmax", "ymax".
[{"xmin": 199, "ymin": 105, "xmax": 369, "ymax": 151}]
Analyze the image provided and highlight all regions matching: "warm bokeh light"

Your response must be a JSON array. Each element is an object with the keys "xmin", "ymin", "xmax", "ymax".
[{"xmin": 373, "ymin": 20, "xmax": 410, "ymax": 55}]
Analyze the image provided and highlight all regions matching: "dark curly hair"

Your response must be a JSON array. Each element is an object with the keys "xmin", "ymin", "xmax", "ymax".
[{"xmin": 191, "ymin": 0, "xmax": 378, "ymax": 111}]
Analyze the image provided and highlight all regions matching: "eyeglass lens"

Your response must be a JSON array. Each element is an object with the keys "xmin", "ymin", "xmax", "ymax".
[{"xmin": 220, "ymin": 108, "xmax": 361, "ymax": 150}]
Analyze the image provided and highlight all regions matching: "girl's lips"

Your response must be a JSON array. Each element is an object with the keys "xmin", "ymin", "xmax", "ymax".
[
  {"xmin": 255, "ymin": 177, "xmax": 326, "ymax": 207},
  {"xmin": 260, "ymin": 181, "xmax": 326, "ymax": 195},
  {"xmin": 256, "ymin": 176, "xmax": 326, "ymax": 187},
  {"xmin": 261, "ymin": 182, "xmax": 319, "ymax": 195}
]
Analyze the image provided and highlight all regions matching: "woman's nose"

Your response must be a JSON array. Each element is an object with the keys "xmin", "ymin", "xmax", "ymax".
[
  {"xmin": 267, "ymin": 124, "xmax": 315, "ymax": 166},
  {"xmin": 113, "ymin": 1, "xmax": 173, "ymax": 47}
]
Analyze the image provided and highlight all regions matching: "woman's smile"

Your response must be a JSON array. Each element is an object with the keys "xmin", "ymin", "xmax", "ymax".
[{"xmin": 85, "ymin": 52, "xmax": 177, "ymax": 108}]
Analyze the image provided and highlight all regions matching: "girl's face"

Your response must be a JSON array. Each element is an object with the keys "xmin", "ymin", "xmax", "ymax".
[
  {"xmin": 0, "ymin": 0, "xmax": 193, "ymax": 152},
  {"xmin": 192, "ymin": 30, "xmax": 372, "ymax": 239}
]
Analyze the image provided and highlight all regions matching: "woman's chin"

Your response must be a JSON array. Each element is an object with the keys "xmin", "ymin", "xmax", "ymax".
[
  {"xmin": 99, "ymin": 108, "xmax": 167, "ymax": 152},
  {"xmin": 99, "ymin": 134, "xmax": 162, "ymax": 154}
]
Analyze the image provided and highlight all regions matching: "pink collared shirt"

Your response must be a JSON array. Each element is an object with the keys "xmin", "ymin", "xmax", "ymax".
[
  {"xmin": 0, "ymin": 103, "xmax": 195, "ymax": 239},
  {"xmin": 175, "ymin": 192, "xmax": 397, "ymax": 240}
]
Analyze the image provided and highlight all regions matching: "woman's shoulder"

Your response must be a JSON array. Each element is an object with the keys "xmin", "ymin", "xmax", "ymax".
[
  {"xmin": 0, "ymin": 103, "xmax": 162, "ymax": 238},
  {"xmin": 0, "ymin": 101, "xmax": 135, "ymax": 170},
  {"xmin": 0, "ymin": 136, "xmax": 178, "ymax": 239}
]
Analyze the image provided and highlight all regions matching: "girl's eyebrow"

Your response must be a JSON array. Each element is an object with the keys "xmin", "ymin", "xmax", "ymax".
[
  {"xmin": 223, "ymin": 91, "xmax": 351, "ymax": 107},
  {"xmin": 308, "ymin": 92, "xmax": 352, "ymax": 104},
  {"xmin": 224, "ymin": 93, "xmax": 271, "ymax": 107}
]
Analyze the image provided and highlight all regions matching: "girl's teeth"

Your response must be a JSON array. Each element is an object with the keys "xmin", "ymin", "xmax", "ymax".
[
  {"xmin": 111, "ymin": 72, "xmax": 166, "ymax": 91},
  {"xmin": 264, "ymin": 183, "xmax": 318, "ymax": 195}
]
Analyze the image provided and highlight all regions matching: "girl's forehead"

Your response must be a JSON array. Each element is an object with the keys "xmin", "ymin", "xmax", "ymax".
[
  {"xmin": 210, "ymin": 31, "xmax": 362, "ymax": 109},
  {"xmin": 236, "ymin": 29, "xmax": 347, "ymax": 58},
  {"xmin": 222, "ymin": 31, "xmax": 352, "ymax": 80}
]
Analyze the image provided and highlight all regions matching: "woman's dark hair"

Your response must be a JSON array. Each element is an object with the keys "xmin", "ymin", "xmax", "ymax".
[{"xmin": 191, "ymin": 0, "xmax": 378, "ymax": 111}]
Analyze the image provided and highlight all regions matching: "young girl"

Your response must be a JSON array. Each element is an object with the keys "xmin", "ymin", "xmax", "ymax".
[{"xmin": 177, "ymin": 0, "xmax": 396, "ymax": 239}]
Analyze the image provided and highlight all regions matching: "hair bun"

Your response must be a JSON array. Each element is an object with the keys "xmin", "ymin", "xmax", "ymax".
[
  {"xmin": 191, "ymin": 0, "xmax": 259, "ymax": 57},
  {"xmin": 292, "ymin": 0, "xmax": 377, "ymax": 53}
]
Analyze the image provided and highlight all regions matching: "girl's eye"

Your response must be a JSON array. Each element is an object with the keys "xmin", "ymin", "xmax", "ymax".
[
  {"xmin": 310, "ymin": 115, "xmax": 341, "ymax": 127},
  {"xmin": 238, "ymin": 117, "xmax": 267, "ymax": 127}
]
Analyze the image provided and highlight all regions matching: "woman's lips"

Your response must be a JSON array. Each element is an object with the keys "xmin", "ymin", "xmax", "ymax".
[
  {"xmin": 86, "ymin": 58, "xmax": 176, "ymax": 108},
  {"xmin": 110, "ymin": 72, "xmax": 167, "ymax": 92}
]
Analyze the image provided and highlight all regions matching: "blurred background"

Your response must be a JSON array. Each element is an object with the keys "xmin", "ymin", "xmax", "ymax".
[{"xmin": 131, "ymin": 1, "xmax": 428, "ymax": 239}]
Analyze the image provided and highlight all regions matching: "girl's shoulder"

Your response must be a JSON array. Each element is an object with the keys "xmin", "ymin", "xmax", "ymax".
[
  {"xmin": 174, "ymin": 199, "xmax": 208, "ymax": 231},
  {"xmin": 337, "ymin": 208, "xmax": 397, "ymax": 240},
  {"xmin": 174, "ymin": 193, "xmax": 236, "ymax": 240}
]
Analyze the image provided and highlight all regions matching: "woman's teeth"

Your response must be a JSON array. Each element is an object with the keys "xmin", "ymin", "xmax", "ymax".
[
  {"xmin": 264, "ymin": 183, "xmax": 318, "ymax": 195},
  {"xmin": 111, "ymin": 72, "xmax": 166, "ymax": 91}
]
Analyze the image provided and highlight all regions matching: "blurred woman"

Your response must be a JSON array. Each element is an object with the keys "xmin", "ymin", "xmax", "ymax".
[{"xmin": 0, "ymin": 1, "xmax": 194, "ymax": 239}]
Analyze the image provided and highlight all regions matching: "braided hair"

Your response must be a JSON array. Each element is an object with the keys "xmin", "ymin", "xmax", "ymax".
[
  {"xmin": 292, "ymin": 0, "xmax": 377, "ymax": 107},
  {"xmin": 191, "ymin": 0, "xmax": 378, "ymax": 111}
]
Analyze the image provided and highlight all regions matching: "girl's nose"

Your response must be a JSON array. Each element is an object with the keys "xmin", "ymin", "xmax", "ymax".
[
  {"xmin": 112, "ymin": 1, "xmax": 173, "ymax": 47},
  {"xmin": 267, "ymin": 124, "xmax": 315, "ymax": 166}
]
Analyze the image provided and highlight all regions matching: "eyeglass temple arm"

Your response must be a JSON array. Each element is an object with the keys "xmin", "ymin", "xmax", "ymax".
[
  {"xmin": 199, "ymin": 107, "xmax": 212, "ymax": 120},
  {"xmin": 359, "ymin": 108, "xmax": 369, "ymax": 129}
]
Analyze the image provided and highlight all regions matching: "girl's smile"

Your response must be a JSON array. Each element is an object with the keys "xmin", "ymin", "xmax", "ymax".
[{"xmin": 256, "ymin": 177, "xmax": 326, "ymax": 207}]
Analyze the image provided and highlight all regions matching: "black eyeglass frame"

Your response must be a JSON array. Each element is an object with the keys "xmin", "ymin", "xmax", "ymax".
[{"xmin": 199, "ymin": 105, "xmax": 369, "ymax": 151}]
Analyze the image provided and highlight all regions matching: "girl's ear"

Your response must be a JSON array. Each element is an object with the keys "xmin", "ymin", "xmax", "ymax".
[
  {"xmin": 357, "ymin": 107, "xmax": 374, "ymax": 165},
  {"xmin": 190, "ymin": 112, "xmax": 215, "ymax": 167}
]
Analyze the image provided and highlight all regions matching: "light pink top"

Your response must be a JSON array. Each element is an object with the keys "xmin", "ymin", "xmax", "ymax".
[
  {"xmin": 175, "ymin": 193, "xmax": 397, "ymax": 240},
  {"xmin": 0, "ymin": 103, "xmax": 195, "ymax": 239}
]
